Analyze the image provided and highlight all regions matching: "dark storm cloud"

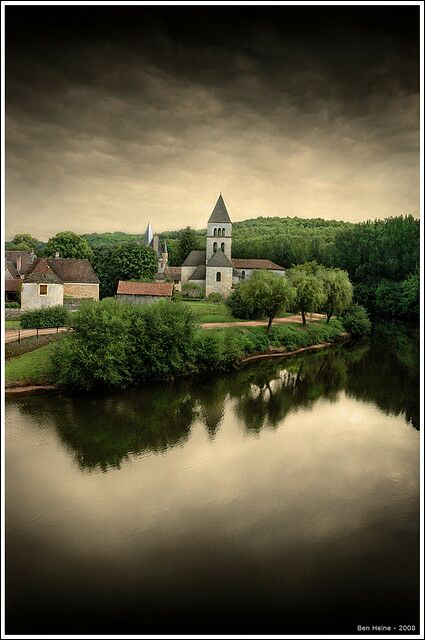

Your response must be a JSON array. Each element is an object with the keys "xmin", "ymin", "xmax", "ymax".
[{"xmin": 5, "ymin": 5, "xmax": 419, "ymax": 239}]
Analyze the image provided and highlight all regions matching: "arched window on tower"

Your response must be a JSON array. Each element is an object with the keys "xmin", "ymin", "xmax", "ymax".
[
  {"xmin": 221, "ymin": 242, "xmax": 225, "ymax": 252},
  {"xmin": 222, "ymin": 228, "xmax": 226, "ymax": 236},
  {"xmin": 218, "ymin": 228, "xmax": 222, "ymax": 237},
  {"xmin": 213, "ymin": 242, "xmax": 217, "ymax": 253},
  {"xmin": 216, "ymin": 272, "xmax": 221, "ymax": 282},
  {"xmin": 241, "ymin": 270, "xmax": 246, "ymax": 280},
  {"xmin": 214, "ymin": 228, "xmax": 217, "ymax": 237}
]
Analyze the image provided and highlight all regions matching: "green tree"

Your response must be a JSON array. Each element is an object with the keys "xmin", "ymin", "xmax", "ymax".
[
  {"xmin": 341, "ymin": 304, "xmax": 371, "ymax": 337},
  {"xmin": 8, "ymin": 233, "xmax": 39, "ymax": 251},
  {"xmin": 234, "ymin": 270, "xmax": 295, "ymax": 332},
  {"xmin": 92, "ymin": 242, "xmax": 158, "ymax": 298},
  {"xmin": 320, "ymin": 267, "xmax": 353, "ymax": 323},
  {"xmin": 46, "ymin": 231, "xmax": 94, "ymax": 260},
  {"xmin": 177, "ymin": 227, "xmax": 199, "ymax": 264},
  {"xmin": 288, "ymin": 264, "xmax": 325, "ymax": 324}
]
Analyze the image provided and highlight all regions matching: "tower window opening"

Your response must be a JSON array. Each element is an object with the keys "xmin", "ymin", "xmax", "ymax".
[
  {"xmin": 221, "ymin": 242, "xmax": 225, "ymax": 252},
  {"xmin": 222, "ymin": 228, "xmax": 225, "ymax": 236},
  {"xmin": 213, "ymin": 242, "xmax": 217, "ymax": 253},
  {"xmin": 214, "ymin": 228, "xmax": 217, "ymax": 237},
  {"xmin": 218, "ymin": 228, "xmax": 222, "ymax": 237}
]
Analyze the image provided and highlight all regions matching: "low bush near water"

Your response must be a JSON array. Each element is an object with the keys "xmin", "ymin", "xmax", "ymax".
[
  {"xmin": 21, "ymin": 305, "xmax": 70, "ymax": 329},
  {"xmin": 340, "ymin": 304, "xmax": 371, "ymax": 337}
]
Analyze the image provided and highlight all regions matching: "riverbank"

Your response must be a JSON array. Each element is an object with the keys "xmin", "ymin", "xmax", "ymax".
[{"xmin": 5, "ymin": 319, "xmax": 348, "ymax": 393}]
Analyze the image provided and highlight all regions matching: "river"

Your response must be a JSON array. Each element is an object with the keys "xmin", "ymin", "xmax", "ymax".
[{"xmin": 5, "ymin": 322, "xmax": 420, "ymax": 634}]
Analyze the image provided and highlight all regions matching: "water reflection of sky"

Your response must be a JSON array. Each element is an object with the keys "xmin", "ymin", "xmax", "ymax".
[{"xmin": 5, "ymin": 327, "xmax": 420, "ymax": 634}]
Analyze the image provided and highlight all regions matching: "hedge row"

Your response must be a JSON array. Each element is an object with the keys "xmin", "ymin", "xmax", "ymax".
[{"xmin": 21, "ymin": 305, "xmax": 70, "ymax": 329}]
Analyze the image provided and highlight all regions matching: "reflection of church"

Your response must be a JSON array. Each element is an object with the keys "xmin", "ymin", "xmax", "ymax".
[{"xmin": 181, "ymin": 195, "xmax": 285, "ymax": 298}]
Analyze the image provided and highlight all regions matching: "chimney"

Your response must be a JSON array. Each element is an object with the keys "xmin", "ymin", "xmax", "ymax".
[
  {"xmin": 16, "ymin": 255, "xmax": 22, "ymax": 273},
  {"xmin": 55, "ymin": 251, "xmax": 60, "ymax": 258},
  {"xmin": 152, "ymin": 234, "xmax": 159, "ymax": 254}
]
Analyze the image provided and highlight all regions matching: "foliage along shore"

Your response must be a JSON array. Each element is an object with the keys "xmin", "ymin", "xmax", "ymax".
[{"xmin": 5, "ymin": 300, "xmax": 349, "ymax": 392}]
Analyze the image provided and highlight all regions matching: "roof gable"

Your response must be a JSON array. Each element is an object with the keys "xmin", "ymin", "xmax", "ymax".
[
  {"xmin": 206, "ymin": 249, "xmax": 233, "ymax": 268},
  {"xmin": 208, "ymin": 195, "xmax": 231, "ymax": 224},
  {"xmin": 24, "ymin": 258, "xmax": 63, "ymax": 284}
]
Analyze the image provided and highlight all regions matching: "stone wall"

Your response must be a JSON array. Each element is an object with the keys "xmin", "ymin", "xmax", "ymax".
[
  {"xmin": 63, "ymin": 283, "xmax": 99, "ymax": 300},
  {"xmin": 180, "ymin": 265, "xmax": 197, "ymax": 284},
  {"xmin": 5, "ymin": 308, "xmax": 23, "ymax": 320},
  {"xmin": 205, "ymin": 266, "xmax": 233, "ymax": 298},
  {"xmin": 206, "ymin": 221, "xmax": 232, "ymax": 262},
  {"xmin": 21, "ymin": 283, "xmax": 64, "ymax": 310}
]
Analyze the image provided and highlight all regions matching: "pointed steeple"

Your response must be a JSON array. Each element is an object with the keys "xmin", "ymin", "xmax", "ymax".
[
  {"xmin": 144, "ymin": 221, "xmax": 153, "ymax": 245},
  {"xmin": 208, "ymin": 194, "xmax": 231, "ymax": 223}
]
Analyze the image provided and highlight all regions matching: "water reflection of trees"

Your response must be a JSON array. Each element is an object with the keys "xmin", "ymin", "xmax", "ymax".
[{"xmin": 12, "ymin": 321, "xmax": 418, "ymax": 472}]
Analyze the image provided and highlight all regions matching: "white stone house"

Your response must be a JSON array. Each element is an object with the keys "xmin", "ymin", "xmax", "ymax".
[
  {"xmin": 21, "ymin": 258, "xmax": 99, "ymax": 310},
  {"xmin": 180, "ymin": 195, "xmax": 285, "ymax": 298}
]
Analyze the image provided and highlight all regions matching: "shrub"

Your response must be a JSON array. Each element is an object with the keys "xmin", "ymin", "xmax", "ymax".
[
  {"xmin": 5, "ymin": 301, "xmax": 20, "ymax": 309},
  {"xmin": 340, "ymin": 304, "xmax": 371, "ymax": 337},
  {"xmin": 182, "ymin": 282, "xmax": 204, "ymax": 298},
  {"xmin": 207, "ymin": 292, "xmax": 224, "ymax": 303},
  {"xmin": 226, "ymin": 286, "xmax": 263, "ymax": 320},
  {"xmin": 21, "ymin": 305, "xmax": 70, "ymax": 329},
  {"xmin": 54, "ymin": 299, "xmax": 196, "ymax": 390},
  {"xmin": 172, "ymin": 290, "xmax": 183, "ymax": 301}
]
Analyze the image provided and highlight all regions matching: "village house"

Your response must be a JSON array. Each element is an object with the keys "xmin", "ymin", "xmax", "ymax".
[
  {"xmin": 116, "ymin": 280, "xmax": 174, "ymax": 304},
  {"xmin": 21, "ymin": 257, "xmax": 99, "ymax": 310},
  {"xmin": 181, "ymin": 195, "xmax": 285, "ymax": 297},
  {"xmin": 5, "ymin": 249, "xmax": 37, "ymax": 302}
]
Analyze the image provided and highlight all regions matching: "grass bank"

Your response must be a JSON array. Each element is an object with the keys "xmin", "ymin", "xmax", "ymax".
[
  {"xmin": 181, "ymin": 300, "xmax": 243, "ymax": 323},
  {"xmin": 5, "ymin": 341, "xmax": 57, "ymax": 387},
  {"xmin": 5, "ymin": 320, "xmax": 21, "ymax": 330}
]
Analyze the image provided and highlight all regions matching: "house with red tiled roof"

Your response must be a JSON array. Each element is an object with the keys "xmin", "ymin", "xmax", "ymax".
[
  {"xmin": 21, "ymin": 257, "xmax": 99, "ymax": 310},
  {"xmin": 181, "ymin": 195, "xmax": 285, "ymax": 297},
  {"xmin": 116, "ymin": 280, "xmax": 174, "ymax": 304}
]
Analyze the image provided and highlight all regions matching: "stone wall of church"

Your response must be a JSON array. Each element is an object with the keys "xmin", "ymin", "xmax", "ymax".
[
  {"xmin": 206, "ymin": 222, "xmax": 232, "ymax": 261},
  {"xmin": 180, "ymin": 265, "xmax": 197, "ymax": 284},
  {"xmin": 205, "ymin": 266, "xmax": 233, "ymax": 298}
]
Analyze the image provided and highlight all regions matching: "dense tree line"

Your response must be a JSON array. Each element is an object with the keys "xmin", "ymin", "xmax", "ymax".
[{"xmin": 6, "ymin": 214, "xmax": 419, "ymax": 318}]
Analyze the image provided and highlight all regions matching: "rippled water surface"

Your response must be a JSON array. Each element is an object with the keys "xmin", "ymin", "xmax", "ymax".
[{"xmin": 6, "ymin": 322, "xmax": 419, "ymax": 634}]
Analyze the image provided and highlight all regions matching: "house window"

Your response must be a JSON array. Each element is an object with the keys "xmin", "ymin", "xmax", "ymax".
[
  {"xmin": 213, "ymin": 242, "xmax": 217, "ymax": 253},
  {"xmin": 241, "ymin": 270, "xmax": 246, "ymax": 280},
  {"xmin": 39, "ymin": 284, "xmax": 48, "ymax": 295},
  {"xmin": 221, "ymin": 242, "xmax": 225, "ymax": 252},
  {"xmin": 214, "ymin": 228, "xmax": 217, "ymax": 236},
  {"xmin": 216, "ymin": 272, "xmax": 221, "ymax": 282}
]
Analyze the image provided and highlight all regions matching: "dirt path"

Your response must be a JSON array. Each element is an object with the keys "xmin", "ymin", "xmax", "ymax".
[
  {"xmin": 5, "ymin": 326, "xmax": 68, "ymax": 344},
  {"xmin": 200, "ymin": 313, "xmax": 325, "ymax": 329}
]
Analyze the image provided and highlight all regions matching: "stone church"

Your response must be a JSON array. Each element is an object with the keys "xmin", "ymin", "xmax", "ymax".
[{"xmin": 181, "ymin": 195, "xmax": 285, "ymax": 297}]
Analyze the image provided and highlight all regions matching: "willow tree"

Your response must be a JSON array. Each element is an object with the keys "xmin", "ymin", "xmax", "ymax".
[{"xmin": 320, "ymin": 268, "xmax": 353, "ymax": 323}]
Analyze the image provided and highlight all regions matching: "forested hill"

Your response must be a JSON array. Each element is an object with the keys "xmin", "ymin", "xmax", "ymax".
[{"xmin": 81, "ymin": 215, "xmax": 354, "ymax": 267}]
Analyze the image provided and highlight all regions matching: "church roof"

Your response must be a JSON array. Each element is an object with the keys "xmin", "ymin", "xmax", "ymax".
[
  {"xmin": 208, "ymin": 195, "xmax": 231, "ymax": 224},
  {"xmin": 232, "ymin": 258, "xmax": 285, "ymax": 271},
  {"xmin": 189, "ymin": 265, "xmax": 206, "ymax": 281},
  {"xmin": 206, "ymin": 249, "xmax": 233, "ymax": 268},
  {"xmin": 182, "ymin": 250, "xmax": 206, "ymax": 266}
]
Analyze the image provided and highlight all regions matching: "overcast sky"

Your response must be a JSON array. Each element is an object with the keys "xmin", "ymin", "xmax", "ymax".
[{"xmin": 5, "ymin": 4, "xmax": 419, "ymax": 240}]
